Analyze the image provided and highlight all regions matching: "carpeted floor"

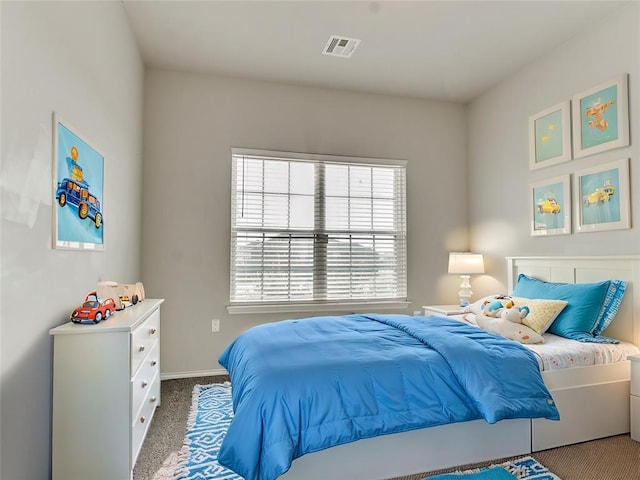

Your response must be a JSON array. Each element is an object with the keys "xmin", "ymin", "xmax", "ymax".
[
  {"xmin": 133, "ymin": 376, "xmax": 229, "ymax": 480},
  {"xmin": 133, "ymin": 376, "xmax": 640, "ymax": 480}
]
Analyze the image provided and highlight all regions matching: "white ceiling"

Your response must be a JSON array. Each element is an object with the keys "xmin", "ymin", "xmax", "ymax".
[{"xmin": 122, "ymin": 0, "xmax": 628, "ymax": 102}]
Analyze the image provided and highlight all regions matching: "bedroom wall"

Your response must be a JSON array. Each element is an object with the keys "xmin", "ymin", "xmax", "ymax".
[
  {"xmin": 468, "ymin": 2, "xmax": 639, "ymax": 294},
  {"xmin": 141, "ymin": 71, "xmax": 468, "ymax": 376},
  {"xmin": 0, "ymin": 2, "xmax": 144, "ymax": 478}
]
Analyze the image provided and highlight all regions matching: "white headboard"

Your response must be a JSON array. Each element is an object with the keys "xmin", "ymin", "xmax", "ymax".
[{"xmin": 507, "ymin": 256, "xmax": 640, "ymax": 346}]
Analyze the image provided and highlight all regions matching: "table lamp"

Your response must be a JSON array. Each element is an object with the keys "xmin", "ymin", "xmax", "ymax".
[{"xmin": 448, "ymin": 252, "xmax": 485, "ymax": 307}]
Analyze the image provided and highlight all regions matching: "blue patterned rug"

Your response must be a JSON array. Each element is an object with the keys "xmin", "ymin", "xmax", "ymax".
[
  {"xmin": 423, "ymin": 457, "xmax": 561, "ymax": 480},
  {"xmin": 174, "ymin": 383, "xmax": 241, "ymax": 480},
  {"xmin": 174, "ymin": 383, "xmax": 560, "ymax": 480}
]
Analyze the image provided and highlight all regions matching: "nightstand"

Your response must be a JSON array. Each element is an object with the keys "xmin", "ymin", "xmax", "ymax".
[
  {"xmin": 630, "ymin": 355, "xmax": 640, "ymax": 442},
  {"xmin": 423, "ymin": 305, "xmax": 465, "ymax": 317}
]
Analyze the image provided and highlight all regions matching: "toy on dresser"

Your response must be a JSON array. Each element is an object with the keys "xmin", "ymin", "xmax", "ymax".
[
  {"xmin": 70, "ymin": 291, "xmax": 116, "ymax": 324},
  {"xmin": 96, "ymin": 281, "xmax": 145, "ymax": 311}
]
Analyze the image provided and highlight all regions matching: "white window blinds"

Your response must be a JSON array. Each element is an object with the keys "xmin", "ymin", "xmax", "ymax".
[{"xmin": 230, "ymin": 149, "xmax": 407, "ymax": 305}]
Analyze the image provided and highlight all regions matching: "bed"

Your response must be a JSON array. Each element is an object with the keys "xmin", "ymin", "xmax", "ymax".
[{"xmin": 220, "ymin": 256, "xmax": 640, "ymax": 480}]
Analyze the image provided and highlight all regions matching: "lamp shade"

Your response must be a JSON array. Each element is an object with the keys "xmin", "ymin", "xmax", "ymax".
[{"xmin": 448, "ymin": 253, "xmax": 485, "ymax": 275}]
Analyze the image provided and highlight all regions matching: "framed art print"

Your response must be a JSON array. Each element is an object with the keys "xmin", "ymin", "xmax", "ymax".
[
  {"xmin": 529, "ymin": 101, "xmax": 571, "ymax": 170},
  {"xmin": 573, "ymin": 158, "xmax": 630, "ymax": 233},
  {"xmin": 572, "ymin": 74, "xmax": 629, "ymax": 159},
  {"xmin": 530, "ymin": 174, "xmax": 571, "ymax": 236},
  {"xmin": 52, "ymin": 113, "xmax": 105, "ymax": 250}
]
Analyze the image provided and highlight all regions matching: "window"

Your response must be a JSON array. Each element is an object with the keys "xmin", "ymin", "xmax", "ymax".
[{"xmin": 229, "ymin": 148, "xmax": 407, "ymax": 312}]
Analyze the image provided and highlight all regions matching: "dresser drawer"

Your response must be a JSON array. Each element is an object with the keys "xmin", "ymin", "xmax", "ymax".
[
  {"xmin": 131, "ymin": 308, "xmax": 160, "ymax": 376},
  {"xmin": 131, "ymin": 340, "xmax": 160, "ymax": 418},
  {"xmin": 131, "ymin": 374, "xmax": 160, "ymax": 465}
]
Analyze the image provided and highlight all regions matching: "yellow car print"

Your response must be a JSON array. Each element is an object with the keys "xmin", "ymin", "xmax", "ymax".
[
  {"xmin": 584, "ymin": 182, "xmax": 615, "ymax": 207},
  {"xmin": 537, "ymin": 198, "xmax": 561, "ymax": 214}
]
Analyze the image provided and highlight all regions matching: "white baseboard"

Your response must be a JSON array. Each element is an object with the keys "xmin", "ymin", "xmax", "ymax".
[{"xmin": 160, "ymin": 368, "xmax": 228, "ymax": 381}]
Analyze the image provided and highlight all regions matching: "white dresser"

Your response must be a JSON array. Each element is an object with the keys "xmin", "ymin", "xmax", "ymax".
[{"xmin": 50, "ymin": 299, "xmax": 164, "ymax": 480}]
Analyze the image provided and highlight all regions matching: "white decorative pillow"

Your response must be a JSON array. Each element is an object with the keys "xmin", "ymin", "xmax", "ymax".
[
  {"xmin": 511, "ymin": 297, "xmax": 568, "ymax": 334},
  {"xmin": 467, "ymin": 312, "xmax": 544, "ymax": 344}
]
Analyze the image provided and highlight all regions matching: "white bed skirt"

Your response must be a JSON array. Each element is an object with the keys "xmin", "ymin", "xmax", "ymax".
[{"xmin": 282, "ymin": 418, "xmax": 531, "ymax": 480}]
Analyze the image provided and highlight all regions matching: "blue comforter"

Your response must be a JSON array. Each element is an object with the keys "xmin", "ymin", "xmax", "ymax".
[{"xmin": 218, "ymin": 314, "xmax": 559, "ymax": 480}]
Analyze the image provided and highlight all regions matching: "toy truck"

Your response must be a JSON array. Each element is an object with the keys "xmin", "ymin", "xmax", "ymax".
[{"xmin": 96, "ymin": 281, "xmax": 145, "ymax": 311}]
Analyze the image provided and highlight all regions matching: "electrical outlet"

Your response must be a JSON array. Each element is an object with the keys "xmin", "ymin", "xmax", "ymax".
[{"xmin": 211, "ymin": 319, "xmax": 220, "ymax": 332}]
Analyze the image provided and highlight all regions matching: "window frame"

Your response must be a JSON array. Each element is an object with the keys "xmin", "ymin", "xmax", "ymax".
[{"xmin": 227, "ymin": 148, "xmax": 410, "ymax": 315}]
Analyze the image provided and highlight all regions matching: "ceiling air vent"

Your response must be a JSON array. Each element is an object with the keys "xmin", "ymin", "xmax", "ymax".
[{"xmin": 322, "ymin": 35, "xmax": 361, "ymax": 58}]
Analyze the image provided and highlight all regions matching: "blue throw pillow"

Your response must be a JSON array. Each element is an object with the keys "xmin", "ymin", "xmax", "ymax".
[
  {"xmin": 511, "ymin": 274, "xmax": 615, "ymax": 343},
  {"xmin": 593, "ymin": 279, "xmax": 627, "ymax": 335}
]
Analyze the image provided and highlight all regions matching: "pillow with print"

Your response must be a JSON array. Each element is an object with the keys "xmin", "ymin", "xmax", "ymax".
[
  {"xmin": 510, "ymin": 297, "xmax": 567, "ymax": 335},
  {"xmin": 467, "ymin": 312, "xmax": 544, "ymax": 344}
]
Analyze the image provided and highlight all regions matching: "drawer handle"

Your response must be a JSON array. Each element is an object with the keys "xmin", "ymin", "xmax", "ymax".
[
  {"xmin": 149, "ymin": 328, "xmax": 157, "ymax": 335},
  {"xmin": 151, "ymin": 360, "xmax": 157, "ymax": 367},
  {"xmin": 141, "ymin": 380, "xmax": 148, "ymax": 388},
  {"xmin": 139, "ymin": 345, "xmax": 145, "ymax": 353},
  {"xmin": 150, "ymin": 396, "xmax": 157, "ymax": 403},
  {"xmin": 140, "ymin": 416, "xmax": 146, "ymax": 424}
]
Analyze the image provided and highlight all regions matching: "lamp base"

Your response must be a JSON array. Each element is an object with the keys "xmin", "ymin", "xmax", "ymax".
[{"xmin": 458, "ymin": 275, "xmax": 473, "ymax": 307}]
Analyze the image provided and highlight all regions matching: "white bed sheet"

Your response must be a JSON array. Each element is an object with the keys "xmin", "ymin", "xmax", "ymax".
[
  {"xmin": 526, "ymin": 333, "xmax": 640, "ymax": 371},
  {"xmin": 448, "ymin": 313, "xmax": 639, "ymax": 372}
]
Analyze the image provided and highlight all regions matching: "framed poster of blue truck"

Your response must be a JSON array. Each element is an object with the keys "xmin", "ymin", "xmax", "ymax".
[{"xmin": 52, "ymin": 113, "xmax": 105, "ymax": 250}]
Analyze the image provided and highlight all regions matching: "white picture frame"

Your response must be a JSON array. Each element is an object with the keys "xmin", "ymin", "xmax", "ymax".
[
  {"xmin": 573, "ymin": 158, "xmax": 630, "ymax": 233},
  {"xmin": 572, "ymin": 74, "xmax": 629, "ymax": 159},
  {"xmin": 52, "ymin": 113, "xmax": 105, "ymax": 251},
  {"xmin": 529, "ymin": 101, "xmax": 571, "ymax": 170},
  {"xmin": 530, "ymin": 174, "xmax": 571, "ymax": 236}
]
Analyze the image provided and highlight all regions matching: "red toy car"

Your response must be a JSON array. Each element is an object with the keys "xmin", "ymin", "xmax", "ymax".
[{"xmin": 71, "ymin": 292, "xmax": 116, "ymax": 324}]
